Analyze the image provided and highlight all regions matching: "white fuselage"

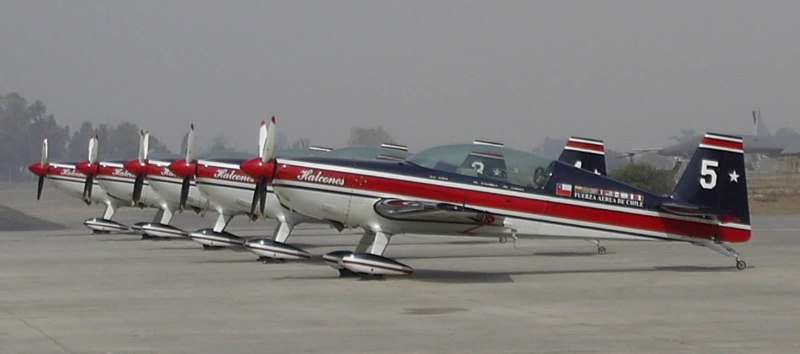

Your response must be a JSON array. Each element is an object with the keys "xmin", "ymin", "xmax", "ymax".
[
  {"xmin": 194, "ymin": 160, "xmax": 319, "ymax": 225},
  {"xmin": 47, "ymin": 163, "xmax": 116, "ymax": 206},
  {"xmin": 272, "ymin": 159, "xmax": 748, "ymax": 245},
  {"xmin": 145, "ymin": 160, "xmax": 218, "ymax": 212},
  {"xmin": 95, "ymin": 162, "xmax": 172, "ymax": 210}
]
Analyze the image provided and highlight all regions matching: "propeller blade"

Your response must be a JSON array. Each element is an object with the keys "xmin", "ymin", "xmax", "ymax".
[
  {"xmin": 137, "ymin": 131, "xmax": 145, "ymax": 163},
  {"xmin": 179, "ymin": 175, "xmax": 191, "ymax": 212},
  {"xmin": 185, "ymin": 124, "xmax": 196, "ymax": 163},
  {"xmin": 41, "ymin": 138, "xmax": 49, "ymax": 167},
  {"xmin": 258, "ymin": 176, "xmax": 267, "ymax": 218},
  {"xmin": 143, "ymin": 131, "xmax": 150, "ymax": 161},
  {"xmin": 36, "ymin": 175, "xmax": 45, "ymax": 200},
  {"xmin": 258, "ymin": 120, "xmax": 267, "ymax": 160},
  {"xmin": 82, "ymin": 173, "xmax": 93, "ymax": 201},
  {"xmin": 88, "ymin": 135, "xmax": 98, "ymax": 164},
  {"xmin": 249, "ymin": 177, "xmax": 261, "ymax": 221},
  {"xmin": 262, "ymin": 116, "xmax": 276, "ymax": 163},
  {"xmin": 132, "ymin": 174, "xmax": 144, "ymax": 205}
]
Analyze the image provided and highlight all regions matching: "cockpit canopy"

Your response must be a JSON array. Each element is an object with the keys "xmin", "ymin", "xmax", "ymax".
[{"xmin": 406, "ymin": 144, "xmax": 555, "ymax": 188}]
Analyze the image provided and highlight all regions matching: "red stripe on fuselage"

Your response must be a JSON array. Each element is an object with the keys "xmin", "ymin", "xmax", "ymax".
[
  {"xmin": 700, "ymin": 137, "xmax": 743, "ymax": 151},
  {"xmin": 274, "ymin": 163, "xmax": 751, "ymax": 243},
  {"xmin": 566, "ymin": 141, "xmax": 604, "ymax": 153}
]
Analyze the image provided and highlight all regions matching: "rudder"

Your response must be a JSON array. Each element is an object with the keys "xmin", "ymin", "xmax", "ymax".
[
  {"xmin": 671, "ymin": 133, "xmax": 750, "ymax": 227},
  {"xmin": 558, "ymin": 137, "xmax": 607, "ymax": 176}
]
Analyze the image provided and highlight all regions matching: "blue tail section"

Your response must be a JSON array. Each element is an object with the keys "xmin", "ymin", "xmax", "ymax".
[
  {"xmin": 558, "ymin": 137, "xmax": 607, "ymax": 176},
  {"xmin": 669, "ymin": 133, "xmax": 750, "ymax": 226}
]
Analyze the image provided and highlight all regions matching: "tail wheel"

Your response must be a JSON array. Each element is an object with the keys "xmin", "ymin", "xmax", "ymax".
[{"xmin": 736, "ymin": 260, "xmax": 747, "ymax": 270}]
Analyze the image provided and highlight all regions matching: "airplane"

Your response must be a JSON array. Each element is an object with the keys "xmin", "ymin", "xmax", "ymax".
[
  {"xmin": 75, "ymin": 134, "xmax": 184, "ymax": 238},
  {"xmin": 27, "ymin": 137, "xmax": 133, "ymax": 233},
  {"xmin": 240, "ymin": 132, "xmax": 751, "ymax": 277},
  {"xmin": 122, "ymin": 122, "xmax": 331, "ymax": 250},
  {"xmin": 633, "ymin": 111, "xmax": 800, "ymax": 160},
  {"xmin": 167, "ymin": 118, "xmax": 413, "ymax": 261}
]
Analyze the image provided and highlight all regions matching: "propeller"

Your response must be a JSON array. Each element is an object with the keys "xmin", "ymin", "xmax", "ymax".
[
  {"xmin": 37, "ymin": 137, "xmax": 49, "ymax": 200},
  {"xmin": 27, "ymin": 137, "xmax": 51, "ymax": 200},
  {"xmin": 131, "ymin": 130, "xmax": 149, "ymax": 205},
  {"xmin": 82, "ymin": 135, "xmax": 99, "ymax": 202},
  {"xmin": 178, "ymin": 124, "xmax": 196, "ymax": 212},
  {"xmin": 243, "ymin": 118, "xmax": 276, "ymax": 220}
]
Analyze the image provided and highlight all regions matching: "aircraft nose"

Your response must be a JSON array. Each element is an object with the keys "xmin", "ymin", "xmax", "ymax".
[
  {"xmin": 124, "ymin": 159, "xmax": 147, "ymax": 175},
  {"xmin": 240, "ymin": 158, "xmax": 275, "ymax": 182},
  {"xmin": 75, "ymin": 160, "xmax": 93, "ymax": 175},
  {"xmin": 28, "ymin": 162, "xmax": 48, "ymax": 177},
  {"xmin": 168, "ymin": 159, "xmax": 195, "ymax": 178}
]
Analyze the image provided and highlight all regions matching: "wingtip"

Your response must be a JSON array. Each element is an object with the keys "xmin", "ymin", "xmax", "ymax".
[
  {"xmin": 190, "ymin": 123, "xmax": 194, "ymax": 130},
  {"xmin": 271, "ymin": 116, "xmax": 276, "ymax": 123}
]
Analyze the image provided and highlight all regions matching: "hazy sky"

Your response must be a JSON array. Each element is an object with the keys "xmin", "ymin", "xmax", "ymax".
[{"xmin": 2, "ymin": 1, "xmax": 799, "ymax": 153}]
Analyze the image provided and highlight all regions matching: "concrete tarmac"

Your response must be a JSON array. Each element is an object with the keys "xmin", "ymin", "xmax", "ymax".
[{"xmin": 1, "ymin": 184, "xmax": 800, "ymax": 353}]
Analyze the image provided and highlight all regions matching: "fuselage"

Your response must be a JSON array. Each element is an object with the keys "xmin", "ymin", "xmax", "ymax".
[
  {"xmin": 144, "ymin": 159, "xmax": 214, "ymax": 211},
  {"xmin": 46, "ymin": 162, "xmax": 116, "ymax": 205},
  {"xmin": 194, "ymin": 158, "xmax": 318, "ymax": 224},
  {"xmin": 95, "ymin": 161, "xmax": 170, "ymax": 210},
  {"xmin": 271, "ymin": 157, "xmax": 751, "ymax": 244}
]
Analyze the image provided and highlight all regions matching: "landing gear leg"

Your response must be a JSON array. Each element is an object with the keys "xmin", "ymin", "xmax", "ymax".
[{"xmin": 698, "ymin": 240, "xmax": 747, "ymax": 270}]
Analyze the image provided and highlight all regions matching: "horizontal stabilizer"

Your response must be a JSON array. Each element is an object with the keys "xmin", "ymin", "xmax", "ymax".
[{"xmin": 657, "ymin": 202, "xmax": 739, "ymax": 224}]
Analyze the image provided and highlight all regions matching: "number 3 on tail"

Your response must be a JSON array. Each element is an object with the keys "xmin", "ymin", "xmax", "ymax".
[{"xmin": 700, "ymin": 159, "xmax": 718, "ymax": 189}]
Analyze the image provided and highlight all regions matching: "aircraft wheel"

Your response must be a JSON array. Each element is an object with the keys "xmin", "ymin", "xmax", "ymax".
[
  {"xmin": 498, "ymin": 237, "xmax": 507, "ymax": 244},
  {"xmin": 736, "ymin": 260, "xmax": 747, "ymax": 270},
  {"xmin": 597, "ymin": 246, "xmax": 606, "ymax": 255}
]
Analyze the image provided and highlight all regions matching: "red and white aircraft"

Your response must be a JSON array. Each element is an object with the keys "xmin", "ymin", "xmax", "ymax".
[
  {"xmin": 28, "ymin": 137, "xmax": 136, "ymax": 232},
  {"xmin": 123, "ymin": 122, "xmax": 330, "ymax": 249},
  {"xmin": 168, "ymin": 118, "xmax": 412, "ymax": 261},
  {"xmin": 75, "ymin": 135, "xmax": 183, "ymax": 236},
  {"xmin": 240, "ymin": 132, "xmax": 751, "ymax": 277}
]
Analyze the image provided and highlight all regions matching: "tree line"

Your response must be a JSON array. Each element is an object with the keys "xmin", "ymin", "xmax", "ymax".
[
  {"xmin": 0, "ymin": 91, "xmax": 703, "ymax": 193},
  {"xmin": 0, "ymin": 92, "xmax": 400, "ymax": 181}
]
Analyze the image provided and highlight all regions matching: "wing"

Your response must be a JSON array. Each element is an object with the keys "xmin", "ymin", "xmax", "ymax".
[{"xmin": 373, "ymin": 198, "xmax": 504, "ymax": 226}]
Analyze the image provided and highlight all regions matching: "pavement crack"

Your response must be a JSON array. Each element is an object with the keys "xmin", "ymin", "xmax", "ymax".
[{"xmin": 18, "ymin": 317, "xmax": 75, "ymax": 354}]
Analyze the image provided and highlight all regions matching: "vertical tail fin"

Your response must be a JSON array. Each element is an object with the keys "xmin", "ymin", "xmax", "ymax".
[
  {"xmin": 558, "ymin": 137, "xmax": 607, "ymax": 176},
  {"xmin": 671, "ymin": 133, "xmax": 749, "ymax": 227}
]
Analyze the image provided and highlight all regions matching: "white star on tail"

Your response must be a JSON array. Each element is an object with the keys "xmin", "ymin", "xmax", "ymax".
[{"xmin": 729, "ymin": 170, "xmax": 740, "ymax": 183}]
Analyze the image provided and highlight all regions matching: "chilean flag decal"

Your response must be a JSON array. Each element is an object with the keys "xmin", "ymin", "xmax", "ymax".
[{"xmin": 556, "ymin": 183, "xmax": 572, "ymax": 197}]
